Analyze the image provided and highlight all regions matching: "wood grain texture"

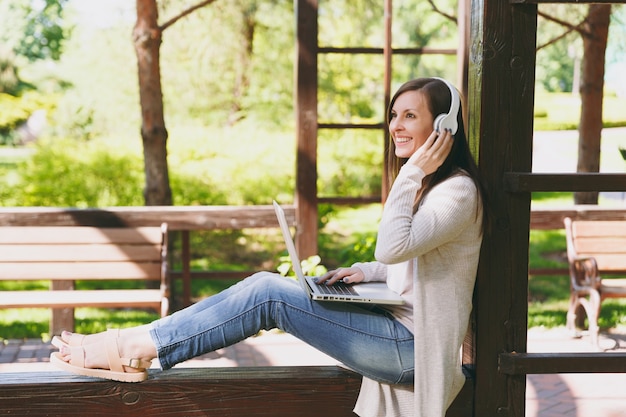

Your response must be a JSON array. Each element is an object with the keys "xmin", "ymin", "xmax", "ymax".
[
  {"xmin": 0, "ymin": 367, "xmax": 361, "ymax": 417},
  {"xmin": 0, "ymin": 205, "xmax": 295, "ymax": 230},
  {"xmin": 0, "ymin": 367, "xmax": 474, "ymax": 417}
]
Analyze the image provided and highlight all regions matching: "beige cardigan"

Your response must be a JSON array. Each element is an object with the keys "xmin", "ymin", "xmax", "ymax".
[{"xmin": 352, "ymin": 164, "xmax": 483, "ymax": 417}]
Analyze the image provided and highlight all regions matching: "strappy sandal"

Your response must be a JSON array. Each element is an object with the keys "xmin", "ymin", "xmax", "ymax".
[
  {"xmin": 50, "ymin": 329, "xmax": 151, "ymax": 383},
  {"xmin": 51, "ymin": 332, "xmax": 86, "ymax": 348}
]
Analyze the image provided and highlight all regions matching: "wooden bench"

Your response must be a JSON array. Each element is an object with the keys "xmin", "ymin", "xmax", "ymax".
[
  {"xmin": 564, "ymin": 217, "xmax": 626, "ymax": 349},
  {"xmin": 0, "ymin": 224, "xmax": 169, "ymax": 334},
  {"xmin": 0, "ymin": 366, "xmax": 474, "ymax": 416}
]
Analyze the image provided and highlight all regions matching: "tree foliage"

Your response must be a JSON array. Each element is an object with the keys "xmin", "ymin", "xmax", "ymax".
[
  {"xmin": 536, "ymin": 5, "xmax": 586, "ymax": 93},
  {"xmin": 0, "ymin": 0, "xmax": 68, "ymax": 63},
  {"xmin": 3, "ymin": 0, "xmax": 624, "ymax": 208},
  {"xmin": 537, "ymin": 3, "xmax": 613, "ymax": 205}
]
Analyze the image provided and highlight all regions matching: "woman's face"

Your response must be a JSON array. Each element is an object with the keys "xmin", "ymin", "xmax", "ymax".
[{"xmin": 389, "ymin": 90, "xmax": 434, "ymax": 159}]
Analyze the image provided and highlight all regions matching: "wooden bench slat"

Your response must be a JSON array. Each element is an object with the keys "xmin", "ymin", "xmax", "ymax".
[
  {"xmin": 573, "ymin": 221, "xmax": 626, "ymax": 236},
  {"xmin": 574, "ymin": 253, "xmax": 626, "ymax": 271},
  {"xmin": 601, "ymin": 279, "xmax": 626, "ymax": 296},
  {"xmin": 0, "ymin": 289, "xmax": 164, "ymax": 309},
  {"xmin": 574, "ymin": 237, "xmax": 626, "ymax": 254},
  {"xmin": 0, "ymin": 244, "xmax": 161, "ymax": 262},
  {"xmin": 0, "ymin": 226, "xmax": 164, "ymax": 244},
  {"xmin": 0, "ymin": 262, "xmax": 162, "ymax": 280}
]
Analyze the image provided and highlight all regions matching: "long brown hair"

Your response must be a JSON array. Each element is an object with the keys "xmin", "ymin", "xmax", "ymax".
[{"xmin": 386, "ymin": 78, "xmax": 488, "ymax": 231}]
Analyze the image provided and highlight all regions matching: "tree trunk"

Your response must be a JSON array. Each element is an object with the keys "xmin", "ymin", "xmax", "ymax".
[
  {"xmin": 227, "ymin": 4, "xmax": 256, "ymax": 126},
  {"xmin": 134, "ymin": 0, "xmax": 172, "ymax": 206},
  {"xmin": 574, "ymin": 4, "xmax": 611, "ymax": 205}
]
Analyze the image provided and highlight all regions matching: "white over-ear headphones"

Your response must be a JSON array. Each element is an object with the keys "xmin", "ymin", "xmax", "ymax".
[{"xmin": 432, "ymin": 77, "xmax": 460, "ymax": 135}]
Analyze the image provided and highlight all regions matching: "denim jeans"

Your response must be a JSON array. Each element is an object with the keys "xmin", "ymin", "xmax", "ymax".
[{"xmin": 150, "ymin": 272, "xmax": 414, "ymax": 384}]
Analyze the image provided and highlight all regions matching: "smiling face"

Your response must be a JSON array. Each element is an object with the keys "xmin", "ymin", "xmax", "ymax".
[{"xmin": 388, "ymin": 90, "xmax": 434, "ymax": 159}]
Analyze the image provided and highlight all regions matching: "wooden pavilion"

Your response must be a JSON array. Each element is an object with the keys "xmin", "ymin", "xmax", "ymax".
[
  {"xmin": 0, "ymin": 0, "xmax": 625, "ymax": 416},
  {"xmin": 291, "ymin": 0, "xmax": 626, "ymax": 415}
]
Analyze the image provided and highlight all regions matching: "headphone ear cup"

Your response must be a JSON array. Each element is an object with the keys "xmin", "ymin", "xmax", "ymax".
[{"xmin": 433, "ymin": 113, "xmax": 447, "ymax": 132}]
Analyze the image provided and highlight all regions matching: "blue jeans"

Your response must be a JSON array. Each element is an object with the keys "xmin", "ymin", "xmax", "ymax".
[{"xmin": 150, "ymin": 272, "xmax": 414, "ymax": 384}]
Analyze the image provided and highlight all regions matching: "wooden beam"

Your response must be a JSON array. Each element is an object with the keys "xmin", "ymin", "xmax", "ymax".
[
  {"xmin": 0, "ymin": 367, "xmax": 361, "ymax": 417},
  {"xmin": 0, "ymin": 367, "xmax": 474, "ymax": 417},
  {"xmin": 317, "ymin": 196, "xmax": 381, "ymax": 205},
  {"xmin": 0, "ymin": 205, "xmax": 296, "ymax": 230},
  {"xmin": 1, "ymin": 205, "xmax": 623, "ymax": 231},
  {"xmin": 469, "ymin": 0, "xmax": 538, "ymax": 415},
  {"xmin": 510, "ymin": 0, "xmax": 617, "ymax": 4},
  {"xmin": 317, "ymin": 46, "xmax": 457, "ymax": 55},
  {"xmin": 499, "ymin": 352, "xmax": 626, "ymax": 375},
  {"xmin": 505, "ymin": 173, "xmax": 626, "ymax": 192},
  {"xmin": 318, "ymin": 122, "xmax": 384, "ymax": 129}
]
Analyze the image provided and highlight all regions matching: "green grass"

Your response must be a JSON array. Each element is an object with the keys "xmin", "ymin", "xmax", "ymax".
[
  {"xmin": 534, "ymin": 91, "xmax": 626, "ymax": 130},
  {"xmin": 0, "ymin": 308, "xmax": 159, "ymax": 341}
]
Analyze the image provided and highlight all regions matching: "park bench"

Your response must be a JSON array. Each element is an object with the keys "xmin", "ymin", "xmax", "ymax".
[
  {"xmin": 0, "ymin": 366, "xmax": 473, "ymax": 416},
  {"xmin": 0, "ymin": 224, "xmax": 169, "ymax": 335},
  {"xmin": 564, "ymin": 217, "xmax": 626, "ymax": 349}
]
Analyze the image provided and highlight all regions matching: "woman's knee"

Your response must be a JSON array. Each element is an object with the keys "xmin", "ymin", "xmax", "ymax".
[
  {"xmin": 245, "ymin": 271, "xmax": 295, "ymax": 295},
  {"xmin": 247, "ymin": 271, "xmax": 281, "ymax": 286}
]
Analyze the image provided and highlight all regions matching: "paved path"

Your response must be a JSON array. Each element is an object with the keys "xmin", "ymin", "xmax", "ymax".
[
  {"xmin": 2, "ymin": 327, "xmax": 626, "ymax": 416},
  {"xmin": 533, "ymin": 127, "xmax": 626, "ymax": 205}
]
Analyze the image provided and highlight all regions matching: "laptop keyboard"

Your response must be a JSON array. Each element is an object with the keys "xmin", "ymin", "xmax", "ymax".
[{"xmin": 313, "ymin": 280, "xmax": 359, "ymax": 296}]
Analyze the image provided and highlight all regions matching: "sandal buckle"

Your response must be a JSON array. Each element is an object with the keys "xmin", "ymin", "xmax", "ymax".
[{"xmin": 127, "ymin": 358, "xmax": 142, "ymax": 368}]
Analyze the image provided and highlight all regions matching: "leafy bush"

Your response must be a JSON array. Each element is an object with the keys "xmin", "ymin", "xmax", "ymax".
[
  {"xmin": 0, "ymin": 94, "xmax": 30, "ymax": 133},
  {"xmin": 0, "ymin": 138, "xmax": 144, "ymax": 207},
  {"xmin": 0, "ymin": 91, "xmax": 58, "ymax": 145}
]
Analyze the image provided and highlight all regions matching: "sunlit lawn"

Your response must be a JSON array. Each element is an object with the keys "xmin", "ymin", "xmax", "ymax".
[{"xmin": 534, "ymin": 91, "xmax": 626, "ymax": 130}]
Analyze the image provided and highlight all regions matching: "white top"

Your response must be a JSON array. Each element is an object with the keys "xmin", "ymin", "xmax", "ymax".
[{"xmin": 352, "ymin": 164, "xmax": 483, "ymax": 417}]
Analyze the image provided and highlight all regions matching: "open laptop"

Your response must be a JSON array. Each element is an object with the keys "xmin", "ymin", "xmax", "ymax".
[{"xmin": 273, "ymin": 201, "xmax": 404, "ymax": 305}]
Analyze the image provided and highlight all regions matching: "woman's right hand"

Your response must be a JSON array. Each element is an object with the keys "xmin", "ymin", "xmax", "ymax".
[
  {"xmin": 407, "ymin": 128, "xmax": 453, "ymax": 175},
  {"xmin": 315, "ymin": 267, "xmax": 365, "ymax": 286}
]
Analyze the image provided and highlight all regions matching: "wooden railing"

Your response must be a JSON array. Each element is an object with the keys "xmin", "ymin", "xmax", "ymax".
[{"xmin": 0, "ymin": 205, "xmax": 624, "ymax": 308}]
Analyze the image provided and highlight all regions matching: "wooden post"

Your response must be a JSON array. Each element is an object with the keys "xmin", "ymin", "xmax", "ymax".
[
  {"xmin": 456, "ymin": 0, "xmax": 470, "ymax": 120},
  {"xmin": 181, "ymin": 230, "xmax": 191, "ymax": 308},
  {"xmin": 469, "ymin": 0, "xmax": 537, "ymax": 415},
  {"xmin": 295, "ymin": 0, "xmax": 319, "ymax": 258},
  {"xmin": 50, "ymin": 281, "xmax": 74, "ymax": 335},
  {"xmin": 381, "ymin": 0, "xmax": 392, "ymax": 202}
]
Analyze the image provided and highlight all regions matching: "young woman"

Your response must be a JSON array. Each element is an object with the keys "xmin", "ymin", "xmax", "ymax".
[{"xmin": 52, "ymin": 77, "xmax": 487, "ymax": 417}]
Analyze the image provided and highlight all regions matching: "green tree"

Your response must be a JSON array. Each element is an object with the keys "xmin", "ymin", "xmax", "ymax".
[
  {"xmin": 536, "ymin": 5, "xmax": 585, "ymax": 93},
  {"xmin": 15, "ymin": 0, "xmax": 68, "ymax": 61},
  {"xmin": 0, "ymin": 0, "xmax": 68, "ymax": 93},
  {"xmin": 134, "ymin": 0, "xmax": 296, "ymax": 206},
  {"xmin": 537, "ymin": 4, "xmax": 613, "ymax": 205}
]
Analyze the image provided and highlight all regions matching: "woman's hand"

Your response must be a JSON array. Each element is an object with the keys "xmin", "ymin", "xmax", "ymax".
[
  {"xmin": 407, "ymin": 128, "xmax": 454, "ymax": 175},
  {"xmin": 316, "ymin": 267, "xmax": 365, "ymax": 285}
]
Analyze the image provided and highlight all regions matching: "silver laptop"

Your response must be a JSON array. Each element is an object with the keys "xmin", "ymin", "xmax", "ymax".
[{"xmin": 273, "ymin": 201, "xmax": 404, "ymax": 305}]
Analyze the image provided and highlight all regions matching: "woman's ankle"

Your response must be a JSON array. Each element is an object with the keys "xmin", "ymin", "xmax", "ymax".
[{"xmin": 120, "ymin": 331, "xmax": 157, "ymax": 362}]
